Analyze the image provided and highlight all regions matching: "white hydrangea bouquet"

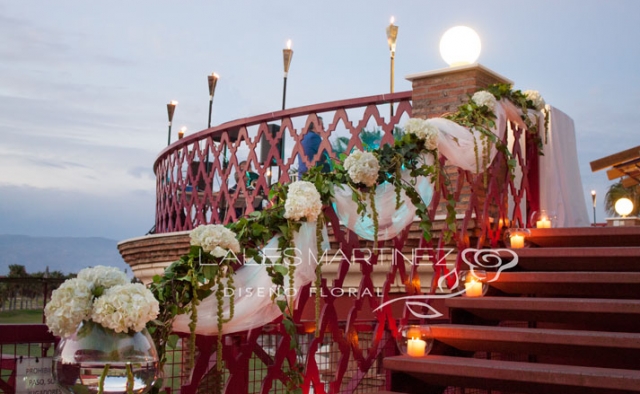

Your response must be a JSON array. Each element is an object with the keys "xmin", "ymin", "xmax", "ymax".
[
  {"xmin": 44, "ymin": 265, "xmax": 159, "ymax": 338},
  {"xmin": 404, "ymin": 118, "xmax": 440, "ymax": 150},
  {"xmin": 283, "ymin": 180, "xmax": 323, "ymax": 222},
  {"xmin": 343, "ymin": 149, "xmax": 380, "ymax": 188}
]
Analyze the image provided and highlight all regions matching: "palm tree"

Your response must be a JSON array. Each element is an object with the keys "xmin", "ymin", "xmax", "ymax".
[{"xmin": 604, "ymin": 182, "xmax": 639, "ymax": 217}]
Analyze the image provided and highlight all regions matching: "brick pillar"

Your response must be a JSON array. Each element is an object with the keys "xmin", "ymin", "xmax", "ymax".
[
  {"xmin": 407, "ymin": 64, "xmax": 512, "ymax": 119},
  {"xmin": 406, "ymin": 64, "xmax": 513, "ymax": 225}
]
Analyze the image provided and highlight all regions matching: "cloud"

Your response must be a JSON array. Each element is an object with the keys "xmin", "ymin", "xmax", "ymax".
[{"xmin": 0, "ymin": 184, "xmax": 155, "ymax": 241}]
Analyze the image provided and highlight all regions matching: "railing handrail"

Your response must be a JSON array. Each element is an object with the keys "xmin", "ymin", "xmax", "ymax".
[{"xmin": 154, "ymin": 91, "xmax": 412, "ymax": 172}]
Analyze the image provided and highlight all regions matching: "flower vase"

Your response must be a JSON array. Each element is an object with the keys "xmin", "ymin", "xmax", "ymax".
[{"xmin": 53, "ymin": 321, "xmax": 158, "ymax": 394}]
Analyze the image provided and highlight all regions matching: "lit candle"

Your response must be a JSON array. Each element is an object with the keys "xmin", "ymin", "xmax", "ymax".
[
  {"xmin": 465, "ymin": 279, "xmax": 483, "ymax": 297},
  {"xmin": 510, "ymin": 234, "xmax": 525, "ymax": 248},
  {"xmin": 406, "ymin": 337, "xmax": 426, "ymax": 357},
  {"xmin": 536, "ymin": 218, "xmax": 551, "ymax": 228}
]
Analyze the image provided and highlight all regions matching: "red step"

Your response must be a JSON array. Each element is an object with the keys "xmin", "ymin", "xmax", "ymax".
[
  {"xmin": 526, "ymin": 227, "xmax": 640, "ymax": 248},
  {"xmin": 383, "ymin": 355, "xmax": 640, "ymax": 394},
  {"xmin": 445, "ymin": 297, "xmax": 640, "ymax": 331},
  {"xmin": 430, "ymin": 324, "xmax": 640, "ymax": 369},
  {"xmin": 485, "ymin": 271, "xmax": 640, "ymax": 298},
  {"xmin": 498, "ymin": 247, "xmax": 640, "ymax": 271}
]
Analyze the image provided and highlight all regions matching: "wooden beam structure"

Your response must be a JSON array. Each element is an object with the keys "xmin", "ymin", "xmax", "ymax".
[{"xmin": 590, "ymin": 145, "xmax": 640, "ymax": 188}]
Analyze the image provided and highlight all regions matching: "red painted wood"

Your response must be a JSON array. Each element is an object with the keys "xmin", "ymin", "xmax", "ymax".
[{"xmin": 146, "ymin": 91, "xmax": 540, "ymax": 392}]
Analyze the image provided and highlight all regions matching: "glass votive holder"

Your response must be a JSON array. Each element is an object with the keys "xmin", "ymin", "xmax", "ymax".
[
  {"xmin": 397, "ymin": 325, "xmax": 434, "ymax": 357},
  {"xmin": 534, "ymin": 210, "xmax": 552, "ymax": 228},
  {"xmin": 504, "ymin": 228, "xmax": 531, "ymax": 249},
  {"xmin": 457, "ymin": 270, "xmax": 488, "ymax": 297}
]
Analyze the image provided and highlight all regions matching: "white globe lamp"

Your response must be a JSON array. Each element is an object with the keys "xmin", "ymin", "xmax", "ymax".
[
  {"xmin": 614, "ymin": 197, "xmax": 634, "ymax": 217},
  {"xmin": 439, "ymin": 26, "xmax": 482, "ymax": 67}
]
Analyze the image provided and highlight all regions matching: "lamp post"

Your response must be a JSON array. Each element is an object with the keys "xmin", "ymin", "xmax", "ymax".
[
  {"xmin": 615, "ymin": 197, "xmax": 634, "ymax": 218},
  {"xmin": 591, "ymin": 190, "xmax": 597, "ymax": 225},
  {"xmin": 282, "ymin": 39, "xmax": 293, "ymax": 111},
  {"xmin": 439, "ymin": 26, "xmax": 481, "ymax": 67},
  {"xmin": 166, "ymin": 100, "xmax": 178, "ymax": 146},
  {"xmin": 280, "ymin": 39, "xmax": 294, "ymax": 178},
  {"xmin": 178, "ymin": 126, "xmax": 186, "ymax": 140},
  {"xmin": 207, "ymin": 73, "xmax": 219, "ymax": 128},
  {"xmin": 207, "ymin": 72, "xmax": 221, "ymax": 167},
  {"xmin": 386, "ymin": 17, "xmax": 398, "ymax": 119}
]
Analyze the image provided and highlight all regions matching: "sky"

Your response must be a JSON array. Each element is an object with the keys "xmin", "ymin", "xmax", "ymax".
[{"xmin": 0, "ymin": 0, "xmax": 639, "ymax": 241}]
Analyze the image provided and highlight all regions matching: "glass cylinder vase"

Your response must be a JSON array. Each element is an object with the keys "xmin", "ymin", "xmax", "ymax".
[
  {"xmin": 53, "ymin": 321, "xmax": 158, "ymax": 394},
  {"xmin": 396, "ymin": 325, "xmax": 433, "ymax": 357}
]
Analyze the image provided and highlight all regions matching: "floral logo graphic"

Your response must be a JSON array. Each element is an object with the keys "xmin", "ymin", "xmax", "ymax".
[{"xmin": 373, "ymin": 248, "xmax": 519, "ymax": 319}]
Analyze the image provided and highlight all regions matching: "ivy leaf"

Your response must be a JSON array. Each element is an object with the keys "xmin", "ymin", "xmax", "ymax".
[
  {"xmin": 167, "ymin": 334, "xmax": 180, "ymax": 349},
  {"xmin": 276, "ymin": 299, "xmax": 287, "ymax": 313},
  {"xmin": 273, "ymin": 264, "xmax": 289, "ymax": 276},
  {"xmin": 202, "ymin": 265, "xmax": 218, "ymax": 280}
]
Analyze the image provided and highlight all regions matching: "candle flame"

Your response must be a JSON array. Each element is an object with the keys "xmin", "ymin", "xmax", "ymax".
[
  {"xmin": 390, "ymin": 16, "xmax": 395, "ymax": 24},
  {"xmin": 286, "ymin": 39, "xmax": 292, "ymax": 49}
]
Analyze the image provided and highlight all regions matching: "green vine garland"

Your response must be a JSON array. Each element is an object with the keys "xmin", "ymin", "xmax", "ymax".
[
  {"xmin": 444, "ymin": 83, "xmax": 549, "ymax": 184},
  {"xmin": 145, "ymin": 83, "xmax": 549, "ymax": 393}
]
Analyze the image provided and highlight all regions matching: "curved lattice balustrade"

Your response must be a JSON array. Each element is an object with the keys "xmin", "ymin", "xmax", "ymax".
[{"xmin": 144, "ymin": 84, "xmax": 540, "ymax": 393}]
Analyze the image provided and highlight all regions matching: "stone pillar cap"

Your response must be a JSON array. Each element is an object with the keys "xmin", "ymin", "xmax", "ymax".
[{"xmin": 405, "ymin": 63, "xmax": 513, "ymax": 85}]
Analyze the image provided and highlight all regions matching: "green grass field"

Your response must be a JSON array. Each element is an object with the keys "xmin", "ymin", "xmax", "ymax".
[{"xmin": 0, "ymin": 309, "xmax": 44, "ymax": 324}]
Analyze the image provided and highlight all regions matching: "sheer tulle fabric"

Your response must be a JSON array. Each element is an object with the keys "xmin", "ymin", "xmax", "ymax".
[
  {"xmin": 332, "ymin": 169, "xmax": 434, "ymax": 242},
  {"xmin": 332, "ymin": 101, "xmax": 517, "ymax": 241},
  {"xmin": 174, "ymin": 100, "xmax": 584, "ymax": 333},
  {"xmin": 172, "ymin": 222, "xmax": 318, "ymax": 335}
]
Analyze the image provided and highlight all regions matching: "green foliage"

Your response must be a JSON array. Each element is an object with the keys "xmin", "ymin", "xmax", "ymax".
[
  {"xmin": 444, "ymin": 83, "xmax": 549, "ymax": 184},
  {"xmin": 150, "ymin": 84, "xmax": 554, "ymax": 389}
]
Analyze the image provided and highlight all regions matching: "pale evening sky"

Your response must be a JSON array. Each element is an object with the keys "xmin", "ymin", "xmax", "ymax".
[{"xmin": 0, "ymin": 0, "xmax": 638, "ymax": 241}]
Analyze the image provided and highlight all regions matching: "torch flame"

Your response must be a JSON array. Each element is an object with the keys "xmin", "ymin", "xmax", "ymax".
[
  {"xmin": 390, "ymin": 16, "xmax": 395, "ymax": 24},
  {"xmin": 286, "ymin": 39, "xmax": 292, "ymax": 50}
]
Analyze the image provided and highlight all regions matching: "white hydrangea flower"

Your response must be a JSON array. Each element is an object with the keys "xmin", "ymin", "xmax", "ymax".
[
  {"xmin": 44, "ymin": 278, "xmax": 94, "ymax": 338},
  {"xmin": 343, "ymin": 149, "xmax": 380, "ymax": 188},
  {"xmin": 91, "ymin": 283, "xmax": 160, "ymax": 333},
  {"xmin": 77, "ymin": 265, "xmax": 128, "ymax": 292},
  {"xmin": 404, "ymin": 118, "xmax": 439, "ymax": 151},
  {"xmin": 524, "ymin": 90, "xmax": 546, "ymax": 110},
  {"xmin": 472, "ymin": 91, "xmax": 497, "ymax": 111},
  {"xmin": 283, "ymin": 181, "xmax": 323, "ymax": 222},
  {"xmin": 190, "ymin": 224, "xmax": 241, "ymax": 256}
]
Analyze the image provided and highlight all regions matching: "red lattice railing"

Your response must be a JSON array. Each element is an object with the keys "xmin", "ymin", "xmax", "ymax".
[
  {"xmin": 150, "ymin": 91, "xmax": 540, "ymax": 393},
  {"xmin": 153, "ymin": 92, "xmax": 413, "ymax": 233},
  {"xmin": 151, "ymin": 91, "xmax": 540, "ymax": 393},
  {"xmin": 0, "ymin": 93, "xmax": 539, "ymax": 394}
]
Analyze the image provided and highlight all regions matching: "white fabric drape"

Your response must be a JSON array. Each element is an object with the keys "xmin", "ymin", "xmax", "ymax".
[
  {"xmin": 539, "ymin": 106, "xmax": 590, "ymax": 227},
  {"xmin": 430, "ymin": 100, "xmax": 512, "ymax": 172},
  {"xmin": 177, "ymin": 100, "xmax": 589, "ymax": 334},
  {"xmin": 332, "ymin": 166, "xmax": 434, "ymax": 242},
  {"xmin": 173, "ymin": 222, "xmax": 318, "ymax": 335},
  {"xmin": 332, "ymin": 100, "xmax": 517, "ymax": 241}
]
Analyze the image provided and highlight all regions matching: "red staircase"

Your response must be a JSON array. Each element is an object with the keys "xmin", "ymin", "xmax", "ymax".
[{"xmin": 382, "ymin": 226, "xmax": 640, "ymax": 394}]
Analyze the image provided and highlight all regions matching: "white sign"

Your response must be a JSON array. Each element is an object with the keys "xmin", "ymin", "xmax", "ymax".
[{"xmin": 15, "ymin": 357, "xmax": 63, "ymax": 394}]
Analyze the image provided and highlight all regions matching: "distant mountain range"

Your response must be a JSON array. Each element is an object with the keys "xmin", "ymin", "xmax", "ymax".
[{"xmin": 0, "ymin": 235, "xmax": 130, "ymax": 276}]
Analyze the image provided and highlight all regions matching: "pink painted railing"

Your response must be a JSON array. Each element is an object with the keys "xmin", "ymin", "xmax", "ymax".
[{"xmin": 160, "ymin": 92, "xmax": 540, "ymax": 393}]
